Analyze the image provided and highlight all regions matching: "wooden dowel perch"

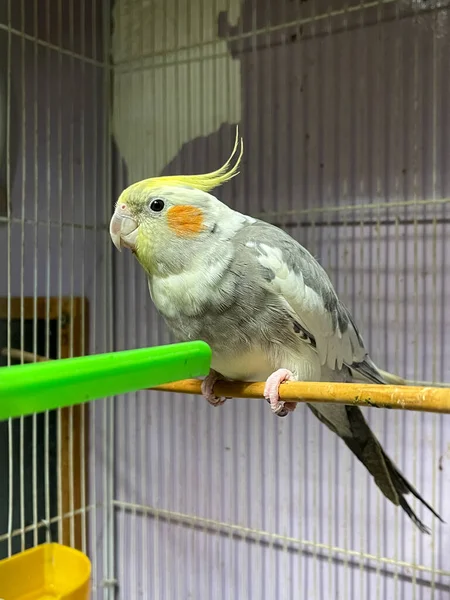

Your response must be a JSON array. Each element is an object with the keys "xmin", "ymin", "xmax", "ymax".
[
  {"xmin": 153, "ymin": 380, "xmax": 450, "ymax": 414},
  {"xmin": 2, "ymin": 348, "xmax": 450, "ymax": 414}
]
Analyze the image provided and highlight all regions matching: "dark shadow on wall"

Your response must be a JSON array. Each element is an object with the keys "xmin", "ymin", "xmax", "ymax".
[
  {"xmin": 156, "ymin": 0, "xmax": 448, "ymax": 220},
  {"xmin": 112, "ymin": 0, "xmax": 449, "ymax": 223}
]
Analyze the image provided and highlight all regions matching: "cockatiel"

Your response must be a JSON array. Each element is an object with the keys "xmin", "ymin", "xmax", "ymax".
[{"xmin": 110, "ymin": 128, "xmax": 443, "ymax": 533}]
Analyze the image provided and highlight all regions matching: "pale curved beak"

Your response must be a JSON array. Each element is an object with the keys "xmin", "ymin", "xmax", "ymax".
[{"xmin": 109, "ymin": 206, "xmax": 139, "ymax": 252}]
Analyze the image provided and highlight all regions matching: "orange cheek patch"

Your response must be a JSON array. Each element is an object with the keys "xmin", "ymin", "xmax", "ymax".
[{"xmin": 167, "ymin": 205, "xmax": 206, "ymax": 237}]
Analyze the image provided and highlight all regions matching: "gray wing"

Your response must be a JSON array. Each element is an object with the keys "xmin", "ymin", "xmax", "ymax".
[{"xmin": 235, "ymin": 220, "xmax": 385, "ymax": 382}]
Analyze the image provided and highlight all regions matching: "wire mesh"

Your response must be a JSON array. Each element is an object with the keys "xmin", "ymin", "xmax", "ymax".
[
  {"xmin": 111, "ymin": 0, "xmax": 450, "ymax": 598},
  {"xmin": 0, "ymin": 0, "xmax": 114, "ymax": 596},
  {"xmin": 0, "ymin": 0, "xmax": 449, "ymax": 599}
]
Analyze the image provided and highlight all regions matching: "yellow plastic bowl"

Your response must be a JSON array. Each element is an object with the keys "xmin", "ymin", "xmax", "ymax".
[{"xmin": 0, "ymin": 543, "xmax": 91, "ymax": 600}]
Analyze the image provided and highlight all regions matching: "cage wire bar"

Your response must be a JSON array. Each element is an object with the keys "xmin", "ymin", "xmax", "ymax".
[
  {"xmin": 0, "ymin": 0, "xmax": 449, "ymax": 599},
  {"xmin": 0, "ymin": 0, "xmax": 115, "ymax": 597}
]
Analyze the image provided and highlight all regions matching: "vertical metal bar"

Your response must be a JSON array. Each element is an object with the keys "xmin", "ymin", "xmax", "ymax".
[
  {"xmin": 32, "ymin": 0, "xmax": 39, "ymax": 550},
  {"xmin": 172, "ymin": 4, "xmax": 184, "ymax": 599},
  {"xmin": 138, "ymin": 0, "xmax": 149, "ymax": 598},
  {"xmin": 79, "ymin": 0, "xmax": 87, "ymax": 556},
  {"xmin": 437, "ymin": 16, "xmax": 447, "ymax": 591},
  {"xmin": 276, "ymin": 0, "xmax": 289, "ymax": 593},
  {"xmin": 19, "ymin": 0, "xmax": 26, "ymax": 554},
  {"xmin": 198, "ymin": 4, "xmax": 206, "ymax": 595},
  {"xmin": 205, "ymin": 1, "xmax": 214, "ymax": 596},
  {"xmin": 290, "ymin": 2, "xmax": 304, "ymax": 596},
  {"xmin": 56, "ymin": 0, "xmax": 63, "ymax": 545},
  {"xmin": 241, "ymin": 0, "xmax": 256, "ymax": 587},
  {"xmin": 339, "ymin": 6, "xmax": 351, "ymax": 599},
  {"xmin": 318, "ymin": 61, "xmax": 325, "ymax": 600},
  {"xmin": 401, "ymin": 14, "xmax": 409, "ymax": 600},
  {"xmin": 161, "ymin": 3, "xmax": 171, "ymax": 596},
  {"xmin": 374, "ymin": 2, "xmax": 384, "ymax": 596},
  {"xmin": 262, "ymin": 1, "xmax": 276, "ymax": 597},
  {"xmin": 6, "ymin": 0, "xmax": 13, "ymax": 561},
  {"xmin": 128, "ymin": 110, "xmax": 138, "ymax": 597},
  {"xmin": 278, "ymin": 2, "xmax": 295, "ymax": 597},
  {"xmin": 429, "ymin": 5, "xmax": 439, "ymax": 594},
  {"xmin": 322, "ymin": 6, "xmax": 334, "ymax": 598},
  {"xmin": 183, "ymin": 4, "xmax": 193, "ymax": 598},
  {"xmin": 411, "ymin": 13, "xmax": 420, "ymax": 598},
  {"xmin": 102, "ymin": 0, "xmax": 115, "ymax": 596},
  {"xmin": 114, "ymin": 2, "xmax": 127, "ymax": 595},
  {"xmin": 44, "ymin": 0, "xmax": 52, "ymax": 547},
  {"xmin": 128, "ymin": 5, "xmax": 138, "ymax": 594},
  {"xmin": 356, "ymin": 4, "xmax": 367, "ymax": 597},
  {"xmin": 68, "ymin": 0, "xmax": 76, "ymax": 549},
  {"xmin": 90, "ymin": 0, "xmax": 99, "ymax": 590},
  {"xmin": 309, "ymin": 3, "xmax": 320, "ymax": 598},
  {"xmin": 392, "ymin": 1, "xmax": 402, "ymax": 593}
]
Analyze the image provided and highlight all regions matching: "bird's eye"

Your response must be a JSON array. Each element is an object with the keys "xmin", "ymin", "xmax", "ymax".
[{"xmin": 149, "ymin": 198, "xmax": 165, "ymax": 212}]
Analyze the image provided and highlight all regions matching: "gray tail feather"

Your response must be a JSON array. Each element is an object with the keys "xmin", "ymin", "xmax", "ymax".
[
  {"xmin": 394, "ymin": 376, "xmax": 449, "ymax": 389},
  {"xmin": 316, "ymin": 357, "xmax": 447, "ymax": 532},
  {"xmin": 351, "ymin": 360, "xmax": 450, "ymax": 389},
  {"xmin": 376, "ymin": 366, "xmax": 450, "ymax": 388},
  {"xmin": 309, "ymin": 403, "xmax": 444, "ymax": 534},
  {"xmin": 390, "ymin": 457, "xmax": 445, "ymax": 534},
  {"xmin": 341, "ymin": 406, "xmax": 445, "ymax": 534}
]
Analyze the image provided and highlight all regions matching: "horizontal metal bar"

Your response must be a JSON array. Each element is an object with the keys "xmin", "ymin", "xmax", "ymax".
[
  {"xmin": 113, "ymin": 2, "xmax": 445, "ymax": 76},
  {"xmin": 112, "ymin": 499, "xmax": 450, "ymax": 578},
  {"xmin": 113, "ymin": 0, "xmax": 398, "ymax": 68},
  {"xmin": 275, "ymin": 217, "xmax": 450, "ymax": 229},
  {"xmin": 0, "ymin": 215, "xmax": 107, "ymax": 231},
  {"xmin": 254, "ymin": 196, "xmax": 450, "ymax": 220},
  {"xmin": 0, "ymin": 504, "xmax": 97, "ymax": 543},
  {"xmin": 2, "ymin": 212, "xmax": 448, "ymax": 231},
  {"xmin": 0, "ymin": 22, "xmax": 108, "ymax": 68}
]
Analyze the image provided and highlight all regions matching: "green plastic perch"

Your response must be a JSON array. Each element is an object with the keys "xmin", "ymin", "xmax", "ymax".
[{"xmin": 0, "ymin": 341, "xmax": 212, "ymax": 421}]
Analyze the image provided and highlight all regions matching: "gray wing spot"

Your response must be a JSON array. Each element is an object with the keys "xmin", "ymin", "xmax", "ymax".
[
  {"xmin": 260, "ymin": 265, "xmax": 276, "ymax": 282},
  {"xmin": 293, "ymin": 320, "xmax": 316, "ymax": 347}
]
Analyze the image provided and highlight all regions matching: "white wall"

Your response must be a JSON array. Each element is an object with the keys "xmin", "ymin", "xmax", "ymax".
[{"xmin": 111, "ymin": 0, "xmax": 242, "ymax": 181}]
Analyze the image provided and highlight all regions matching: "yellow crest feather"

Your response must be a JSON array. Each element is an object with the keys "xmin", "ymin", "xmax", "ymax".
[{"xmin": 134, "ymin": 125, "xmax": 243, "ymax": 194}]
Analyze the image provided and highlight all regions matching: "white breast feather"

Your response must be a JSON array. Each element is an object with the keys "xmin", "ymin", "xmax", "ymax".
[
  {"xmin": 211, "ymin": 347, "xmax": 275, "ymax": 381},
  {"xmin": 148, "ymin": 257, "xmax": 227, "ymax": 318}
]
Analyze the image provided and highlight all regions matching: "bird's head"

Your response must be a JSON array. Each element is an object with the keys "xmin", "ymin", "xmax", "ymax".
[{"xmin": 109, "ymin": 127, "xmax": 245, "ymax": 275}]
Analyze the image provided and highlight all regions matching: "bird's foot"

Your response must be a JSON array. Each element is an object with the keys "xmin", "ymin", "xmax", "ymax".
[
  {"xmin": 264, "ymin": 368, "xmax": 297, "ymax": 417},
  {"xmin": 201, "ymin": 369, "xmax": 230, "ymax": 407}
]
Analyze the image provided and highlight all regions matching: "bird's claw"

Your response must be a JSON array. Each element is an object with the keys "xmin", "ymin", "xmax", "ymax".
[
  {"xmin": 264, "ymin": 368, "xmax": 297, "ymax": 417},
  {"xmin": 201, "ymin": 370, "xmax": 229, "ymax": 407}
]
